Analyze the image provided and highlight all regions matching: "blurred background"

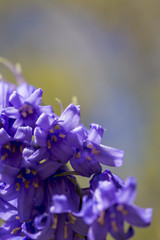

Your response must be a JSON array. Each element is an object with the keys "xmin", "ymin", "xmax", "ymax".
[{"xmin": 0, "ymin": 0, "xmax": 159, "ymax": 239}]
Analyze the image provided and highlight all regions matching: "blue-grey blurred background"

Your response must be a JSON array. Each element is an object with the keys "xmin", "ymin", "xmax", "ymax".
[{"xmin": 0, "ymin": 1, "xmax": 159, "ymax": 239}]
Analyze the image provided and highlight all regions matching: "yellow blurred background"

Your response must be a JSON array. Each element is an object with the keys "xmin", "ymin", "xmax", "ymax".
[{"xmin": 0, "ymin": 0, "xmax": 160, "ymax": 239}]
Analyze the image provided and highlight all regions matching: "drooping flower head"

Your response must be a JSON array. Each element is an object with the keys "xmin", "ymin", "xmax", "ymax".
[
  {"xmin": 0, "ymin": 59, "xmax": 152, "ymax": 240},
  {"xmin": 80, "ymin": 175, "xmax": 152, "ymax": 240}
]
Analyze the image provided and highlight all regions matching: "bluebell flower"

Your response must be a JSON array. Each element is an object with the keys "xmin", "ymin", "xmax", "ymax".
[
  {"xmin": 21, "ymin": 104, "xmax": 82, "ymax": 176},
  {"xmin": 81, "ymin": 177, "xmax": 152, "ymax": 240},
  {"xmin": 70, "ymin": 123, "xmax": 124, "ymax": 177},
  {"xmin": 3, "ymin": 88, "xmax": 53, "ymax": 131},
  {"xmin": 49, "ymin": 171, "xmax": 88, "ymax": 239},
  {"xmin": 0, "ymin": 126, "xmax": 32, "ymax": 184},
  {"xmin": 33, "ymin": 104, "xmax": 81, "ymax": 164}
]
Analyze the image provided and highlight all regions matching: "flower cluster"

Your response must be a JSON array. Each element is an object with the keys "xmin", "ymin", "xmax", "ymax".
[{"xmin": 0, "ymin": 59, "xmax": 152, "ymax": 240}]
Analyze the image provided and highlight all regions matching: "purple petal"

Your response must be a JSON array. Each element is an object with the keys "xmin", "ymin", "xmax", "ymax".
[
  {"xmin": 80, "ymin": 196, "xmax": 99, "ymax": 225},
  {"xmin": 3, "ymin": 107, "xmax": 19, "ymax": 119},
  {"xmin": 95, "ymin": 181, "xmax": 116, "ymax": 210},
  {"xmin": 38, "ymin": 105, "xmax": 54, "ymax": 115},
  {"xmin": 58, "ymin": 104, "xmax": 80, "ymax": 132},
  {"xmin": 66, "ymin": 126, "xmax": 86, "ymax": 149},
  {"xmin": 0, "ymin": 184, "xmax": 17, "ymax": 201},
  {"xmin": 117, "ymin": 177, "xmax": 137, "ymax": 204},
  {"xmin": 88, "ymin": 124, "xmax": 104, "ymax": 145},
  {"xmin": 9, "ymin": 91, "xmax": 25, "ymax": 108},
  {"xmin": 23, "ymin": 147, "xmax": 47, "ymax": 164},
  {"xmin": 0, "ymin": 81, "xmax": 13, "ymax": 109},
  {"xmin": 17, "ymin": 82, "xmax": 36, "ymax": 98},
  {"xmin": 0, "ymin": 128, "xmax": 11, "ymax": 145},
  {"xmin": 87, "ymin": 214, "xmax": 108, "ymax": 240},
  {"xmin": 0, "ymin": 198, "xmax": 17, "ymax": 221},
  {"xmin": 18, "ymin": 182, "xmax": 36, "ymax": 222},
  {"xmin": 0, "ymin": 163, "xmax": 20, "ymax": 184},
  {"xmin": 34, "ymin": 127, "xmax": 47, "ymax": 147},
  {"xmin": 124, "ymin": 205, "xmax": 152, "ymax": 227},
  {"xmin": 55, "ymin": 215, "xmax": 73, "ymax": 240},
  {"xmin": 93, "ymin": 144, "xmax": 124, "ymax": 167},
  {"xmin": 72, "ymin": 217, "xmax": 89, "ymax": 236},
  {"xmin": 34, "ymin": 182, "xmax": 45, "ymax": 207},
  {"xmin": 8, "ymin": 237, "xmax": 26, "ymax": 240},
  {"xmin": 26, "ymin": 88, "xmax": 43, "ymax": 106},
  {"xmin": 51, "ymin": 195, "xmax": 70, "ymax": 213},
  {"xmin": 11, "ymin": 118, "xmax": 24, "ymax": 130},
  {"xmin": 14, "ymin": 126, "xmax": 32, "ymax": 144},
  {"xmin": 36, "ymin": 113, "xmax": 54, "ymax": 131},
  {"xmin": 70, "ymin": 152, "xmax": 102, "ymax": 177},
  {"xmin": 110, "ymin": 225, "xmax": 134, "ymax": 240},
  {"xmin": 36, "ymin": 160, "xmax": 62, "ymax": 180},
  {"xmin": 51, "ymin": 142, "xmax": 74, "ymax": 163},
  {"xmin": 22, "ymin": 222, "xmax": 42, "ymax": 239}
]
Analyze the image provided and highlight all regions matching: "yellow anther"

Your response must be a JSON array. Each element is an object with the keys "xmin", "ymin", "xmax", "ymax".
[
  {"xmin": 31, "ymin": 169, "xmax": 37, "ymax": 175},
  {"xmin": 17, "ymin": 173, "xmax": 22, "ymax": 179},
  {"xmin": 92, "ymin": 148, "xmax": 100, "ymax": 155},
  {"xmin": 54, "ymin": 124, "xmax": 60, "ymax": 130},
  {"xmin": 111, "ymin": 221, "xmax": 118, "ymax": 232},
  {"xmin": 33, "ymin": 182, "xmax": 39, "ymax": 188},
  {"xmin": 22, "ymin": 177, "xmax": 25, "ymax": 182},
  {"xmin": 97, "ymin": 211, "xmax": 105, "ymax": 225},
  {"xmin": 23, "ymin": 104, "xmax": 28, "ymax": 108},
  {"xmin": 52, "ymin": 214, "xmax": 58, "ymax": 229},
  {"xmin": 24, "ymin": 180, "xmax": 30, "ymax": 188},
  {"xmin": 59, "ymin": 133, "xmax": 66, "ymax": 138},
  {"xmin": 20, "ymin": 145, "xmax": 23, "ymax": 153},
  {"xmin": 16, "ymin": 183, "xmax": 21, "ymax": 191},
  {"xmin": 11, "ymin": 227, "xmax": 21, "ymax": 234},
  {"xmin": 12, "ymin": 144, "xmax": 17, "ymax": 153},
  {"xmin": 5, "ymin": 144, "xmax": 11, "ymax": 151},
  {"xmin": 64, "ymin": 225, "xmax": 68, "ymax": 239},
  {"xmin": 87, "ymin": 143, "xmax": 93, "ymax": 149},
  {"xmin": 49, "ymin": 128, "xmax": 54, "ymax": 133},
  {"xmin": 75, "ymin": 152, "xmax": 81, "ymax": 159},
  {"xmin": 86, "ymin": 156, "xmax": 91, "ymax": 161},
  {"xmin": 21, "ymin": 111, "xmax": 27, "ymax": 118},
  {"xmin": 39, "ymin": 159, "xmax": 46, "ymax": 164},
  {"xmin": 26, "ymin": 169, "xmax": 31, "ymax": 174},
  {"xmin": 51, "ymin": 135, "xmax": 58, "ymax": 142},
  {"xmin": 15, "ymin": 216, "xmax": 20, "ymax": 220},
  {"xmin": 116, "ymin": 205, "xmax": 128, "ymax": 216},
  {"xmin": 47, "ymin": 140, "xmax": 51, "ymax": 149},
  {"xmin": 28, "ymin": 108, "xmax": 33, "ymax": 115},
  {"xmin": 1, "ymin": 152, "xmax": 8, "ymax": 160},
  {"xmin": 68, "ymin": 213, "xmax": 76, "ymax": 224}
]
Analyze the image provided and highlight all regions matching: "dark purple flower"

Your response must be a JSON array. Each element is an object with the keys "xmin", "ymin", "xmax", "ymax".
[
  {"xmin": 0, "ymin": 126, "xmax": 32, "ymax": 184},
  {"xmin": 28, "ymin": 104, "xmax": 81, "ymax": 166},
  {"xmin": 81, "ymin": 177, "xmax": 152, "ymax": 240},
  {"xmin": 3, "ymin": 88, "xmax": 53, "ymax": 131},
  {"xmin": 70, "ymin": 123, "xmax": 124, "ymax": 177},
  {"xmin": 49, "ymin": 171, "xmax": 88, "ymax": 239}
]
